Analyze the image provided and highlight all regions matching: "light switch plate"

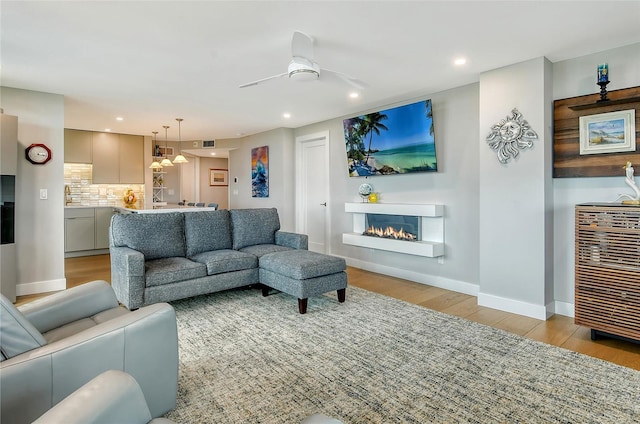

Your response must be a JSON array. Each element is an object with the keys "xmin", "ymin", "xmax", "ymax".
[{"xmin": 39, "ymin": 189, "xmax": 48, "ymax": 200}]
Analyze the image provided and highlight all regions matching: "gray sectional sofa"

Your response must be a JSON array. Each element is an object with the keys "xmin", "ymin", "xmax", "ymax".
[{"xmin": 110, "ymin": 208, "xmax": 348, "ymax": 312}]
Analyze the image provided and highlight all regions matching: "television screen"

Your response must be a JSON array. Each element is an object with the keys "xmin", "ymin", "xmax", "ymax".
[{"xmin": 343, "ymin": 99, "xmax": 436, "ymax": 177}]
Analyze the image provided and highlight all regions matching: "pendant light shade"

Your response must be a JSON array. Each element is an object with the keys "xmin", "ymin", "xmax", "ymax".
[
  {"xmin": 160, "ymin": 125, "xmax": 174, "ymax": 167},
  {"xmin": 173, "ymin": 118, "xmax": 188, "ymax": 164},
  {"xmin": 149, "ymin": 131, "xmax": 163, "ymax": 169}
]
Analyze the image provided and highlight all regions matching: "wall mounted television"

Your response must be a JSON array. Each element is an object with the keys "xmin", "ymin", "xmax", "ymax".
[{"xmin": 343, "ymin": 99, "xmax": 436, "ymax": 177}]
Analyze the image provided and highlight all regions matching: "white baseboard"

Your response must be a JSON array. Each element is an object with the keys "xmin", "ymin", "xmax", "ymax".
[
  {"xmin": 552, "ymin": 300, "xmax": 575, "ymax": 318},
  {"xmin": 343, "ymin": 257, "xmax": 479, "ymax": 296},
  {"xmin": 478, "ymin": 292, "xmax": 550, "ymax": 321},
  {"xmin": 16, "ymin": 278, "xmax": 66, "ymax": 296}
]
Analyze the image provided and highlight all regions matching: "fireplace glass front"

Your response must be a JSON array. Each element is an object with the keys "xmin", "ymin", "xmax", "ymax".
[{"xmin": 364, "ymin": 213, "xmax": 420, "ymax": 241}]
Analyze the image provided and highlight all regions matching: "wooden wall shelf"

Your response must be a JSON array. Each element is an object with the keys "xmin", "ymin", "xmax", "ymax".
[
  {"xmin": 553, "ymin": 86, "xmax": 640, "ymax": 178},
  {"xmin": 568, "ymin": 96, "xmax": 640, "ymax": 111}
]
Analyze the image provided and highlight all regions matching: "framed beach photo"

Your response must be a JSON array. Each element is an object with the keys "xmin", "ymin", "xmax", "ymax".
[
  {"xmin": 209, "ymin": 169, "xmax": 228, "ymax": 186},
  {"xmin": 579, "ymin": 109, "xmax": 636, "ymax": 155}
]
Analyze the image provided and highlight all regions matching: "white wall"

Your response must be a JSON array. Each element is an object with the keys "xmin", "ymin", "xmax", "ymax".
[
  {"xmin": 294, "ymin": 83, "xmax": 481, "ymax": 296},
  {"xmin": 0, "ymin": 87, "xmax": 66, "ymax": 295},
  {"xmin": 198, "ymin": 156, "xmax": 229, "ymax": 209},
  {"xmin": 552, "ymin": 42, "xmax": 640, "ymax": 315},
  {"xmin": 478, "ymin": 57, "xmax": 553, "ymax": 320},
  {"xmin": 227, "ymin": 128, "xmax": 296, "ymax": 231}
]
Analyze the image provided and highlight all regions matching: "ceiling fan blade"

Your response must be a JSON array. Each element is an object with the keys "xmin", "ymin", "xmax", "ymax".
[
  {"xmin": 322, "ymin": 68, "xmax": 367, "ymax": 90},
  {"xmin": 238, "ymin": 72, "xmax": 288, "ymax": 88},
  {"xmin": 291, "ymin": 31, "xmax": 314, "ymax": 60}
]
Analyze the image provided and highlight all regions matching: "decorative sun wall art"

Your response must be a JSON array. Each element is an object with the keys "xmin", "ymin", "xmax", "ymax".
[
  {"xmin": 251, "ymin": 146, "xmax": 269, "ymax": 198},
  {"xmin": 486, "ymin": 108, "xmax": 538, "ymax": 164}
]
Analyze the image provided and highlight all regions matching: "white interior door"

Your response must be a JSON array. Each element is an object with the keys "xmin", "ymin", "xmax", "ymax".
[
  {"xmin": 180, "ymin": 157, "xmax": 196, "ymax": 203},
  {"xmin": 296, "ymin": 132, "xmax": 330, "ymax": 253}
]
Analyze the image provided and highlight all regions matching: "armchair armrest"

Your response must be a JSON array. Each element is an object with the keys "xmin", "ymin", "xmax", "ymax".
[
  {"xmin": 110, "ymin": 245, "xmax": 146, "ymax": 309},
  {"xmin": 275, "ymin": 230, "xmax": 308, "ymax": 250},
  {"xmin": 1, "ymin": 303, "xmax": 178, "ymax": 424},
  {"xmin": 32, "ymin": 370, "xmax": 162, "ymax": 424},
  {"xmin": 19, "ymin": 280, "xmax": 119, "ymax": 333}
]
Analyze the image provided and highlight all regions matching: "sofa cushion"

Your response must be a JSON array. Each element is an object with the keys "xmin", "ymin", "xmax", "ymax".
[
  {"xmin": 111, "ymin": 212, "xmax": 186, "ymax": 260},
  {"xmin": 184, "ymin": 210, "xmax": 232, "ymax": 257},
  {"xmin": 0, "ymin": 294, "xmax": 47, "ymax": 360},
  {"xmin": 260, "ymin": 250, "xmax": 347, "ymax": 280},
  {"xmin": 230, "ymin": 208, "xmax": 281, "ymax": 250},
  {"xmin": 190, "ymin": 249, "xmax": 257, "ymax": 275},
  {"xmin": 145, "ymin": 257, "xmax": 207, "ymax": 287},
  {"xmin": 239, "ymin": 244, "xmax": 292, "ymax": 258}
]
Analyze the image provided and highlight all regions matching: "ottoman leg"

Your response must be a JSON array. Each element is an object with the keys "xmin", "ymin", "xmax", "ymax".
[
  {"xmin": 298, "ymin": 298, "xmax": 308, "ymax": 314},
  {"xmin": 337, "ymin": 288, "xmax": 346, "ymax": 303}
]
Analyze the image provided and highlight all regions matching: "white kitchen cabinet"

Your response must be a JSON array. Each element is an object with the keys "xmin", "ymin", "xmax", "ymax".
[
  {"xmin": 94, "ymin": 207, "xmax": 114, "ymax": 249},
  {"xmin": 64, "ymin": 208, "xmax": 95, "ymax": 252}
]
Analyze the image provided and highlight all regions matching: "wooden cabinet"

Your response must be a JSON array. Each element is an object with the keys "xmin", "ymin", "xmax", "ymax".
[
  {"xmin": 119, "ymin": 134, "xmax": 144, "ymax": 183},
  {"xmin": 92, "ymin": 132, "xmax": 120, "ymax": 184},
  {"xmin": 65, "ymin": 207, "xmax": 114, "ymax": 253},
  {"xmin": 92, "ymin": 132, "xmax": 144, "ymax": 184},
  {"xmin": 64, "ymin": 129, "xmax": 92, "ymax": 163},
  {"xmin": 575, "ymin": 204, "xmax": 640, "ymax": 341},
  {"xmin": 65, "ymin": 208, "xmax": 95, "ymax": 252},
  {"xmin": 94, "ymin": 207, "xmax": 114, "ymax": 249}
]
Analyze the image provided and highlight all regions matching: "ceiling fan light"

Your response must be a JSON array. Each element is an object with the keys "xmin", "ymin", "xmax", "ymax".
[
  {"xmin": 173, "ymin": 154, "xmax": 188, "ymax": 164},
  {"xmin": 289, "ymin": 68, "xmax": 319, "ymax": 81}
]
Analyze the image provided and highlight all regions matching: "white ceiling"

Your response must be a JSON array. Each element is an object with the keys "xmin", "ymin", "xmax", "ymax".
[{"xmin": 2, "ymin": 1, "xmax": 639, "ymax": 150}]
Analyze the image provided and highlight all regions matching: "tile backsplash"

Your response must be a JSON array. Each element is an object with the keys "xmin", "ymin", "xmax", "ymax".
[{"xmin": 64, "ymin": 163, "xmax": 144, "ymax": 207}]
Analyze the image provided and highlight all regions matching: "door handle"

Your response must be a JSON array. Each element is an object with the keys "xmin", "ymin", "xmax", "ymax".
[{"xmin": 320, "ymin": 202, "xmax": 327, "ymax": 206}]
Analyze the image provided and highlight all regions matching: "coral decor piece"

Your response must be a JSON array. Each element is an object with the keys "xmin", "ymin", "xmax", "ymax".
[
  {"xmin": 486, "ymin": 108, "xmax": 538, "ymax": 164},
  {"xmin": 123, "ymin": 188, "xmax": 137, "ymax": 208}
]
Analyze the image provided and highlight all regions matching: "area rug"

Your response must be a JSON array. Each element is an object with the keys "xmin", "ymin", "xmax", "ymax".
[{"xmin": 165, "ymin": 286, "xmax": 640, "ymax": 423}]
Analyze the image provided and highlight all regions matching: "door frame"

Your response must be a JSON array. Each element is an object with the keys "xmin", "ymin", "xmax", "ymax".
[{"xmin": 295, "ymin": 131, "xmax": 331, "ymax": 253}]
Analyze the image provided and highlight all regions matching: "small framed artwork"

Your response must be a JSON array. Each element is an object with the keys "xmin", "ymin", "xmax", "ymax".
[
  {"xmin": 209, "ymin": 169, "xmax": 229, "ymax": 186},
  {"xmin": 579, "ymin": 109, "xmax": 636, "ymax": 155},
  {"xmin": 156, "ymin": 146, "xmax": 174, "ymax": 157}
]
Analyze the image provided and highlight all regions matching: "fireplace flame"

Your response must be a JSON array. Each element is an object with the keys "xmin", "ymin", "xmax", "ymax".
[{"xmin": 363, "ymin": 226, "xmax": 417, "ymax": 241}]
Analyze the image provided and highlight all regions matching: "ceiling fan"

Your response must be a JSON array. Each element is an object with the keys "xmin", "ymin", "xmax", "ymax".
[{"xmin": 238, "ymin": 31, "xmax": 366, "ymax": 90}]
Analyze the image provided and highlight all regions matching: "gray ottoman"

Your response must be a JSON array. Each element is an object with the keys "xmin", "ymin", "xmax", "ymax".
[{"xmin": 259, "ymin": 250, "xmax": 347, "ymax": 314}]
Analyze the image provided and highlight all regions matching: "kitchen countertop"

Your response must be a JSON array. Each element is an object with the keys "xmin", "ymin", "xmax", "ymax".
[{"xmin": 113, "ymin": 205, "xmax": 215, "ymax": 214}]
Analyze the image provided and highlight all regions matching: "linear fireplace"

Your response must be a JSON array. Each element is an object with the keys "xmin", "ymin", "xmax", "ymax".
[{"xmin": 343, "ymin": 203, "xmax": 444, "ymax": 257}]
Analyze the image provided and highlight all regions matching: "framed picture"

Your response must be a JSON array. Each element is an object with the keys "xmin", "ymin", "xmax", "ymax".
[
  {"xmin": 156, "ymin": 146, "xmax": 174, "ymax": 157},
  {"xmin": 579, "ymin": 109, "xmax": 636, "ymax": 155},
  {"xmin": 209, "ymin": 169, "xmax": 228, "ymax": 186},
  {"xmin": 251, "ymin": 146, "xmax": 269, "ymax": 198}
]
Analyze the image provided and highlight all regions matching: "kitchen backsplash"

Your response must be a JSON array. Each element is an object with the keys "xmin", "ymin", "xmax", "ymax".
[{"xmin": 64, "ymin": 163, "xmax": 144, "ymax": 207}]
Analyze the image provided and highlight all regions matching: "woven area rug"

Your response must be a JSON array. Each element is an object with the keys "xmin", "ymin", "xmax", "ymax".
[{"xmin": 164, "ymin": 286, "xmax": 640, "ymax": 423}]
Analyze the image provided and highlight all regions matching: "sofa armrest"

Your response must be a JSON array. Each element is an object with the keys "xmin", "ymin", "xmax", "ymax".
[
  {"xmin": 0, "ymin": 303, "xmax": 178, "ymax": 424},
  {"xmin": 32, "ymin": 370, "xmax": 159, "ymax": 424},
  {"xmin": 275, "ymin": 230, "xmax": 308, "ymax": 250},
  {"xmin": 110, "ymin": 245, "xmax": 146, "ymax": 309},
  {"xmin": 19, "ymin": 280, "xmax": 119, "ymax": 333}
]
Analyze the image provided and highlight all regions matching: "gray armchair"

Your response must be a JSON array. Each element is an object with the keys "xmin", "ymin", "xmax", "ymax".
[
  {"xmin": 0, "ymin": 281, "xmax": 178, "ymax": 424},
  {"xmin": 32, "ymin": 370, "xmax": 176, "ymax": 424}
]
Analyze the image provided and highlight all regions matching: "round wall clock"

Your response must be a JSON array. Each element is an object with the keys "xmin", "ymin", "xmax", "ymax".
[{"xmin": 25, "ymin": 143, "xmax": 52, "ymax": 165}]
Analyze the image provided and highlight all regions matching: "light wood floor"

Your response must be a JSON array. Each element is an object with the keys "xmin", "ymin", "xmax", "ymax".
[{"xmin": 18, "ymin": 254, "xmax": 639, "ymax": 371}]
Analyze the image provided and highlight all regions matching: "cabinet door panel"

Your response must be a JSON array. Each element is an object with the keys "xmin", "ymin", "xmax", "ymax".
[
  {"xmin": 119, "ymin": 134, "xmax": 144, "ymax": 183},
  {"xmin": 92, "ymin": 132, "xmax": 119, "ymax": 183},
  {"xmin": 64, "ymin": 129, "xmax": 92, "ymax": 163},
  {"xmin": 65, "ymin": 217, "xmax": 95, "ymax": 252},
  {"xmin": 94, "ymin": 208, "xmax": 114, "ymax": 249}
]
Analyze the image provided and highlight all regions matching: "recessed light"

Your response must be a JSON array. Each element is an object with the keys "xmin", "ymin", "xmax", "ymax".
[
  {"xmin": 454, "ymin": 58, "xmax": 467, "ymax": 66},
  {"xmin": 283, "ymin": 113, "xmax": 291, "ymax": 119},
  {"xmin": 349, "ymin": 92, "xmax": 359, "ymax": 99},
  {"xmin": 210, "ymin": 152, "xmax": 216, "ymax": 156},
  {"xmin": 116, "ymin": 116, "xmax": 124, "ymax": 121},
  {"xmin": 104, "ymin": 128, "xmax": 111, "ymax": 132}
]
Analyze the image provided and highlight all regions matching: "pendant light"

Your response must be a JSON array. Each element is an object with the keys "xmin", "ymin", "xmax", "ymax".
[
  {"xmin": 149, "ymin": 131, "xmax": 163, "ymax": 169},
  {"xmin": 160, "ymin": 125, "xmax": 174, "ymax": 167},
  {"xmin": 173, "ymin": 118, "xmax": 188, "ymax": 164}
]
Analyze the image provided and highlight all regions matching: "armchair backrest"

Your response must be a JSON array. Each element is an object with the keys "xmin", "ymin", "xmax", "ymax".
[{"xmin": 0, "ymin": 294, "xmax": 46, "ymax": 361}]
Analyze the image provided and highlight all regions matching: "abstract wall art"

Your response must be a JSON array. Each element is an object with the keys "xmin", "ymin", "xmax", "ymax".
[{"xmin": 251, "ymin": 146, "xmax": 269, "ymax": 198}]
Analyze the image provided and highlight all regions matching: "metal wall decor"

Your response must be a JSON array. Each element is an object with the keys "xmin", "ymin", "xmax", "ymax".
[{"xmin": 486, "ymin": 108, "xmax": 538, "ymax": 164}]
